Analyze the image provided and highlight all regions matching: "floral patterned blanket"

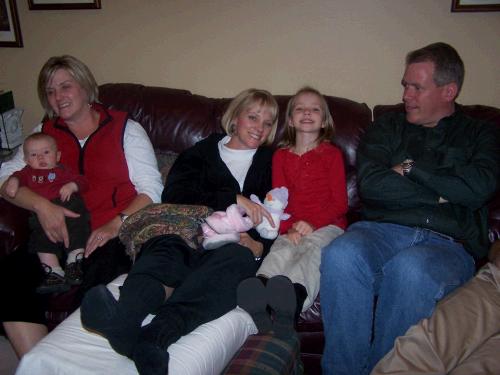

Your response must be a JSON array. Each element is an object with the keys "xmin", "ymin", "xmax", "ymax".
[{"xmin": 119, "ymin": 203, "xmax": 213, "ymax": 260}]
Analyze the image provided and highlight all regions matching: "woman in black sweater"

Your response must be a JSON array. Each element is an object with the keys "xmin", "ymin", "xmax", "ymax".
[{"xmin": 81, "ymin": 88, "xmax": 278, "ymax": 375}]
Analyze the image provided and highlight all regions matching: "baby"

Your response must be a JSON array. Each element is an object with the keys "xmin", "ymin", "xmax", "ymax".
[{"xmin": 5, "ymin": 132, "xmax": 90, "ymax": 294}]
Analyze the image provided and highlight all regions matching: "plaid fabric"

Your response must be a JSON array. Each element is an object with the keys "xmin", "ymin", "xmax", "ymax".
[
  {"xmin": 119, "ymin": 203, "xmax": 213, "ymax": 260},
  {"xmin": 222, "ymin": 334, "xmax": 304, "ymax": 375}
]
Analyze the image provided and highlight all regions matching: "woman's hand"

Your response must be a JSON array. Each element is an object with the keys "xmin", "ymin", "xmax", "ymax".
[
  {"xmin": 84, "ymin": 194, "xmax": 153, "ymax": 257},
  {"xmin": 34, "ymin": 198, "xmax": 80, "ymax": 248},
  {"xmin": 84, "ymin": 216, "xmax": 122, "ymax": 257},
  {"xmin": 238, "ymin": 232, "xmax": 263, "ymax": 258},
  {"xmin": 236, "ymin": 194, "xmax": 275, "ymax": 228}
]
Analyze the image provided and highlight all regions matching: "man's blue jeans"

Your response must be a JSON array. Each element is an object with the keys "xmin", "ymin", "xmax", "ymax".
[{"xmin": 320, "ymin": 221, "xmax": 475, "ymax": 375}]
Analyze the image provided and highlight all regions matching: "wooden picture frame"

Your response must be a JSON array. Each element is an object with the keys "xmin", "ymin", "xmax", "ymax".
[
  {"xmin": 28, "ymin": 0, "xmax": 101, "ymax": 10},
  {"xmin": 451, "ymin": 0, "xmax": 500, "ymax": 12},
  {"xmin": 0, "ymin": 0, "xmax": 23, "ymax": 47}
]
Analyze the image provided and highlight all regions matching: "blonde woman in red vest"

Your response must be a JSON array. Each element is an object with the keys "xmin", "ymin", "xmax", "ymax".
[{"xmin": 0, "ymin": 55, "xmax": 163, "ymax": 358}]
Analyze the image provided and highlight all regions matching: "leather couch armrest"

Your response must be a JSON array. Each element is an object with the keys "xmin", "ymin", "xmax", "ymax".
[{"xmin": 0, "ymin": 198, "xmax": 30, "ymax": 260}]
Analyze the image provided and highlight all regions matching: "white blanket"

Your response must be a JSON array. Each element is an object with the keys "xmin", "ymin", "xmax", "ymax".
[{"xmin": 16, "ymin": 274, "xmax": 256, "ymax": 375}]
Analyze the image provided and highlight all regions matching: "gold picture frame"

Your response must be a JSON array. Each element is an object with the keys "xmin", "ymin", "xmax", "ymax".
[
  {"xmin": 28, "ymin": 0, "xmax": 101, "ymax": 10},
  {"xmin": 451, "ymin": 0, "xmax": 500, "ymax": 12}
]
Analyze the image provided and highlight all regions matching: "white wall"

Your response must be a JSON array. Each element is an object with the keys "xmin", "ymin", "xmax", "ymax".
[{"xmin": 0, "ymin": 0, "xmax": 499, "ymax": 131}]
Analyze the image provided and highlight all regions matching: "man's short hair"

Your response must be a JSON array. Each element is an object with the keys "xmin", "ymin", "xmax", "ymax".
[{"xmin": 406, "ymin": 42, "xmax": 465, "ymax": 94}]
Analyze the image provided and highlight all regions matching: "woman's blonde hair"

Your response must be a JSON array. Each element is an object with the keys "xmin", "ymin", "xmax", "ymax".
[
  {"xmin": 221, "ymin": 88, "xmax": 279, "ymax": 146},
  {"xmin": 37, "ymin": 55, "xmax": 99, "ymax": 118},
  {"xmin": 280, "ymin": 86, "xmax": 335, "ymax": 148}
]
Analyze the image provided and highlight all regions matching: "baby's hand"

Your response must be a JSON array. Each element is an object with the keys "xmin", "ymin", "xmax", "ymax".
[
  {"xmin": 292, "ymin": 220, "xmax": 314, "ymax": 236},
  {"xmin": 59, "ymin": 182, "xmax": 78, "ymax": 202},
  {"xmin": 4, "ymin": 177, "xmax": 20, "ymax": 198},
  {"xmin": 285, "ymin": 228, "xmax": 302, "ymax": 245}
]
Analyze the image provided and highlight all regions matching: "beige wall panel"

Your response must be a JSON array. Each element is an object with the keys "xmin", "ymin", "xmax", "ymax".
[{"xmin": 0, "ymin": 0, "xmax": 499, "ymax": 132}]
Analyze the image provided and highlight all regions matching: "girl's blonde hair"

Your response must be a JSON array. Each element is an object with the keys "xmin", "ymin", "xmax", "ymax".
[
  {"xmin": 38, "ymin": 55, "xmax": 99, "ymax": 118},
  {"xmin": 221, "ymin": 88, "xmax": 279, "ymax": 146},
  {"xmin": 280, "ymin": 86, "xmax": 335, "ymax": 148}
]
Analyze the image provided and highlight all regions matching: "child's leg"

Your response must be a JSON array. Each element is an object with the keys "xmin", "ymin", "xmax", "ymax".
[
  {"xmin": 36, "ymin": 252, "xmax": 70, "ymax": 294},
  {"xmin": 38, "ymin": 252, "xmax": 62, "ymax": 271},
  {"xmin": 65, "ymin": 248, "xmax": 85, "ymax": 285},
  {"xmin": 256, "ymin": 235, "xmax": 293, "ymax": 279},
  {"xmin": 237, "ymin": 236, "xmax": 293, "ymax": 334},
  {"xmin": 59, "ymin": 195, "xmax": 90, "ymax": 285},
  {"xmin": 287, "ymin": 225, "xmax": 344, "ymax": 312},
  {"xmin": 66, "ymin": 248, "xmax": 84, "ymax": 264}
]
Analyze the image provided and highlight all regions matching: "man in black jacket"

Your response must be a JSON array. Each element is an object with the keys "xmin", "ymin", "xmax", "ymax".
[{"xmin": 320, "ymin": 42, "xmax": 499, "ymax": 375}]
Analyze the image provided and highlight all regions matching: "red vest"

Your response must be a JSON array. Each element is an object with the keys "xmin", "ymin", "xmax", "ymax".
[{"xmin": 42, "ymin": 104, "xmax": 137, "ymax": 230}]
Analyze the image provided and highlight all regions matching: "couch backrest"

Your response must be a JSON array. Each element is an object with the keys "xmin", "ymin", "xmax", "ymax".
[
  {"xmin": 99, "ymin": 83, "xmax": 372, "ymax": 218},
  {"xmin": 374, "ymin": 103, "xmax": 500, "ymax": 242},
  {"xmin": 99, "ymin": 84, "xmax": 499, "ymax": 241}
]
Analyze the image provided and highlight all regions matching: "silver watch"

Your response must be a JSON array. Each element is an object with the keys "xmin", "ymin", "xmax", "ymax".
[{"xmin": 401, "ymin": 159, "xmax": 415, "ymax": 176}]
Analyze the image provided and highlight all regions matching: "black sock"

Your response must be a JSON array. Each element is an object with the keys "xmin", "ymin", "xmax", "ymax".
[
  {"xmin": 118, "ymin": 274, "xmax": 166, "ymax": 322},
  {"xmin": 133, "ymin": 306, "xmax": 185, "ymax": 375},
  {"xmin": 81, "ymin": 275, "xmax": 166, "ymax": 358}
]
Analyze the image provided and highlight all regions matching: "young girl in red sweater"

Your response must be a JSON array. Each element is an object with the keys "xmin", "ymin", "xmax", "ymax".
[{"xmin": 238, "ymin": 87, "xmax": 348, "ymax": 335}]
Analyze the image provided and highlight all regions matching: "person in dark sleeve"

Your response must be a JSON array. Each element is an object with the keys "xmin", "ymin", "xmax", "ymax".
[{"xmin": 320, "ymin": 42, "xmax": 499, "ymax": 375}]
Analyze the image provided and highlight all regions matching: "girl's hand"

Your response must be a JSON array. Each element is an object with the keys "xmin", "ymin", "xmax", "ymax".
[
  {"xmin": 285, "ymin": 228, "xmax": 302, "ymax": 245},
  {"xmin": 34, "ymin": 199, "xmax": 80, "ymax": 248},
  {"xmin": 236, "ymin": 194, "xmax": 275, "ymax": 228},
  {"xmin": 292, "ymin": 220, "xmax": 314, "ymax": 236},
  {"xmin": 85, "ymin": 216, "xmax": 122, "ymax": 257},
  {"xmin": 59, "ymin": 182, "xmax": 78, "ymax": 202},
  {"xmin": 239, "ymin": 232, "xmax": 263, "ymax": 258}
]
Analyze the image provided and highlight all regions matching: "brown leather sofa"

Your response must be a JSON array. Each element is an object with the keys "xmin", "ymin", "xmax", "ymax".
[{"xmin": 1, "ymin": 83, "xmax": 499, "ymax": 374}]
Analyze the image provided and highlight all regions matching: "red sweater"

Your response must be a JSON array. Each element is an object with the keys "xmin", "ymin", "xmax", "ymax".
[
  {"xmin": 12, "ymin": 165, "xmax": 88, "ymax": 201},
  {"xmin": 42, "ymin": 104, "xmax": 137, "ymax": 230},
  {"xmin": 272, "ymin": 142, "xmax": 348, "ymax": 234}
]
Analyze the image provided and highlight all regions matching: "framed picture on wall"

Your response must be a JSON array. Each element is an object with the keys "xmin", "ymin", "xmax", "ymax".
[
  {"xmin": 0, "ymin": 0, "xmax": 23, "ymax": 47},
  {"xmin": 451, "ymin": 0, "xmax": 500, "ymax": 11},
  {"xmin": 28, "ymin": 0, "xmax": 101, "ymax": 10}
]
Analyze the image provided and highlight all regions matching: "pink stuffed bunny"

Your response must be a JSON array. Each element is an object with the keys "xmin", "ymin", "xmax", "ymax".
[{"xmin": 201, "ymin": 204, "xmax": 254, "ymax": 250}]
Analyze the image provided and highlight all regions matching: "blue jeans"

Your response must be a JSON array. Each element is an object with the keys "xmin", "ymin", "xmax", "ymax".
[{"xmin": 320, "ymin": 221, "xmax": 475, "ymax": 375}]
